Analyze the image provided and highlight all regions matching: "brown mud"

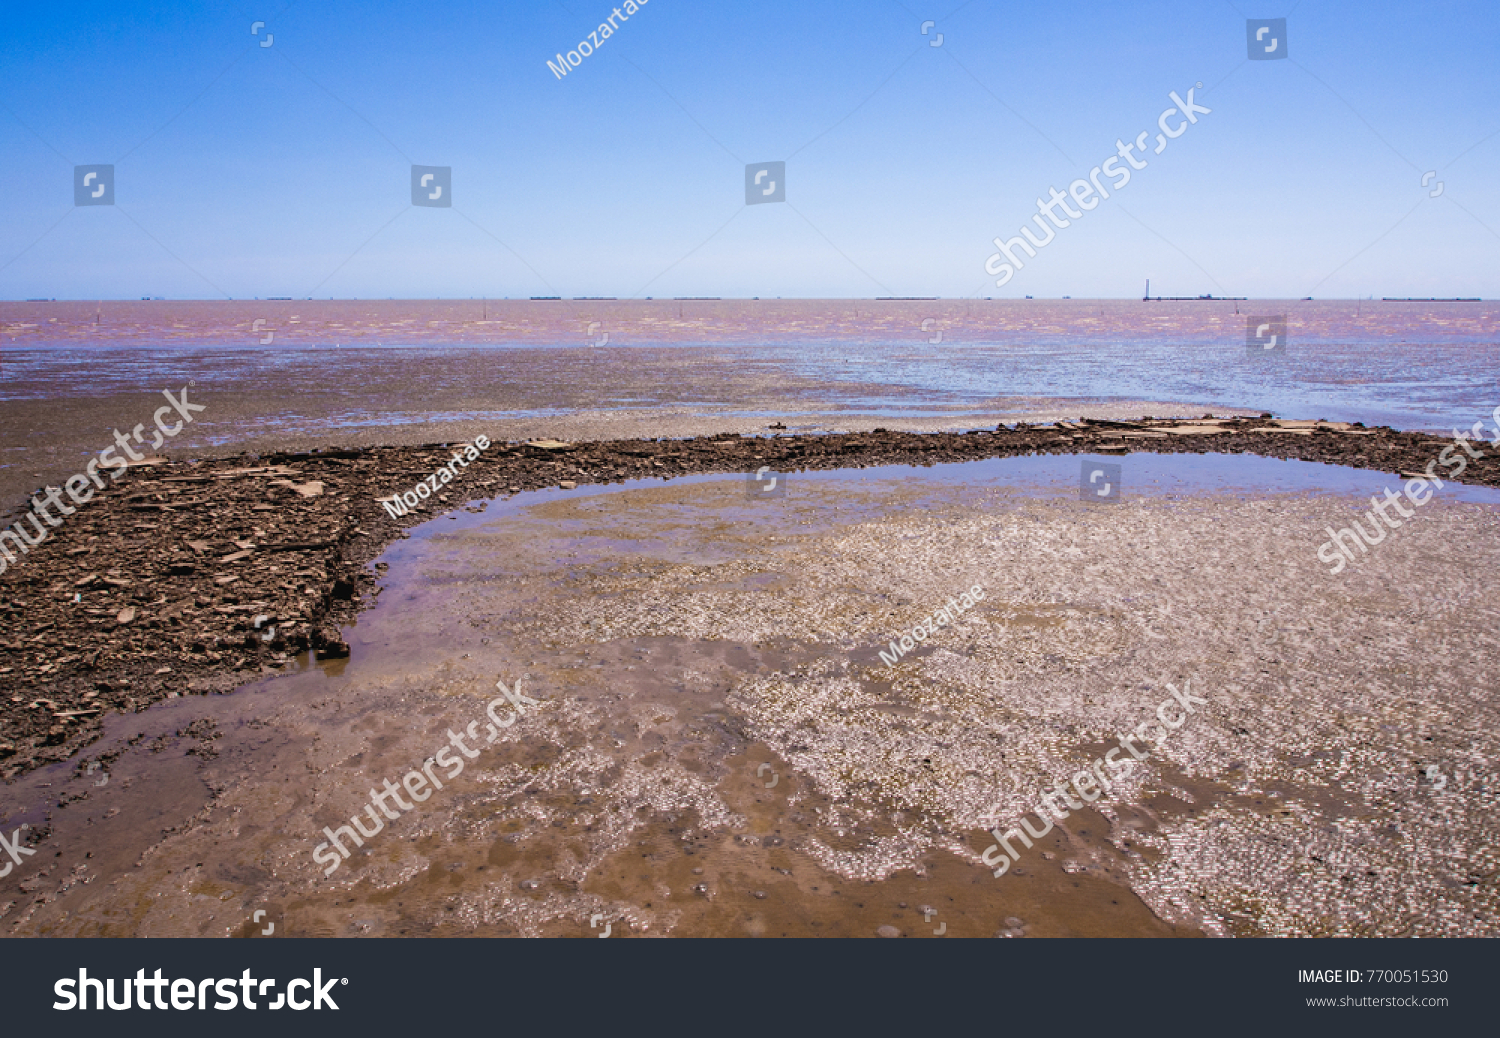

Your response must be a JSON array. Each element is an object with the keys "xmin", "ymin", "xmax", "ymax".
[{"xmin": 4, "ymin": 427, "xmax": 1498, "ymax": 939}]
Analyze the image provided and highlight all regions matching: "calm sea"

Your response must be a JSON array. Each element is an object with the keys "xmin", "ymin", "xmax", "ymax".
[{"xmin": 2, "ymin": 299, "xmax": 1495, "ymax": 431}]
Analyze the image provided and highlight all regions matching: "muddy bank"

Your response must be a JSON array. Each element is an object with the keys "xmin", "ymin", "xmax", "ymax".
[
  {"xmin": 1, "ymin": 415, "xmax": 1495, "ymax": 781},
  {"xmin": 5, "ymin": 452, "xmax": 1495, "ymax": 938}
]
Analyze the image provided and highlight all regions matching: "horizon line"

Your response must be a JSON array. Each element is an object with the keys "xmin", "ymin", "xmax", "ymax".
[{"xmin": 1, "ymin": 296, "xmax": 1488, "ymax": 304}]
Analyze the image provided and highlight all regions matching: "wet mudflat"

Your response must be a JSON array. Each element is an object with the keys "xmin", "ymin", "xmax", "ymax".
[
  {"xmin": 5, "ymin": 297, "xmax": 1497, "ymax": 510},
  {"xmin": 13, "ymin": 416, "xmax": 1496, "ymax": 781},
  {"xmin": 4, "ymin": 454, "xmax": 1497, "ymax": 937}
]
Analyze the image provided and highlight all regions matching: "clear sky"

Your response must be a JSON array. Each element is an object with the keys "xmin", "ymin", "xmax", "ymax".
[{"xmin": 0, "ymin": 0, "xmax": 1496, "ymax": 300}]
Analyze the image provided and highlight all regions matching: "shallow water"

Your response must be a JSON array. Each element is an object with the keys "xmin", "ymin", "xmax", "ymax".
[
  {"xmin": 5, "ymin": 452, "xmax": 1496, "ymax": 938},
  {"xmin": 3, "ymin": 299, "xmax": 1497, "ymax": 433}
]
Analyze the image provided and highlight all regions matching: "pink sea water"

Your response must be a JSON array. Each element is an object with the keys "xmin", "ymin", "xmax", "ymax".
[{"xmin": 2, "ymin": 298, "xmax": 1496, "ymax": 431}]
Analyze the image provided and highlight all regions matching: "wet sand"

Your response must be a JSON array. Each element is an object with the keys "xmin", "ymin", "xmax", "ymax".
[{"xmin": 3, "ymin": 457, "xmax": 1498, "ymax": 938}]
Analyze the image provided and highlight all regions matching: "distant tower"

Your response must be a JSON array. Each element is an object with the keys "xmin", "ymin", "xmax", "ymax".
[{"xmin": 1144, "ymin": 279, "xmax": 1150, "ymax": 301}]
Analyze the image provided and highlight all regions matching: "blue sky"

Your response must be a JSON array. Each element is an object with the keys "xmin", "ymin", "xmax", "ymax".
[{"xmin": 0, "ymin": 0, "xmax": 1496, "ymax": 300}]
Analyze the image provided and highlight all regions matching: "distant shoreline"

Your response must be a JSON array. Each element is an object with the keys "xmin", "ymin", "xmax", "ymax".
[{"xmin": 2, "ymin": 296, "xmax": 1488, "ymax": 305}]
